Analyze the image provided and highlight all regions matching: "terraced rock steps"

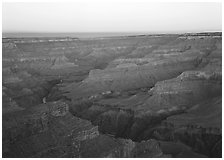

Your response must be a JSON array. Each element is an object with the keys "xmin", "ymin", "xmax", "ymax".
[{"xmin": 2, "ymin": 101, "xmax": 173, "ymax": 158}]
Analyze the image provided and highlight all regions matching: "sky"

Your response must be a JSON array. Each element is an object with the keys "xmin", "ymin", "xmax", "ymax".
[{"xmin": 2, "ymin": 1, "xmax": 222, "ymax": 33}]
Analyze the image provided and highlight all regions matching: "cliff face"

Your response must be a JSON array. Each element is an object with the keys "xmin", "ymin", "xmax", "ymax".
[
  {"xmin": 2, "ymin": 32, "xmax": 222, "ymax": 158},
  {"xmin": 2, "ymin": 101, "xmax": 172, "ymax": 158}
]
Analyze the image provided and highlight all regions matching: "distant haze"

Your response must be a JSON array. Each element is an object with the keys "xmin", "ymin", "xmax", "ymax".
[{"xmin": 3, "ymin": 2, "xmax": 222, "ymax": 34}]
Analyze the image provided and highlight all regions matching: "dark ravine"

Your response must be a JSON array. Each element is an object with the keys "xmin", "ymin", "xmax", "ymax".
[{"xmin": 68, "ymin": 95, "xmax": 221, "ymax": 157}]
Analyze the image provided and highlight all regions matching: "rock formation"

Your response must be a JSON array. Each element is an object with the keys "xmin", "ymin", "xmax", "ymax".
[{"xmin": 2, "ymin": 32, "xmax": 222, "ymax": 157}]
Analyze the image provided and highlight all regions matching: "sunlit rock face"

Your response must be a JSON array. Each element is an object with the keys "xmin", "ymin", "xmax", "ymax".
[{"xmin": 2, "ymin": 32, "xmax": 222, "ymax": 158}]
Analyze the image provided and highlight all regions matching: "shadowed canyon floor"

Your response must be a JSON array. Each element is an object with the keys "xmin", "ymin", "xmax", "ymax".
[{"xmin": 2, "ymin": 32, "xmax": 222, "ymax": 157}]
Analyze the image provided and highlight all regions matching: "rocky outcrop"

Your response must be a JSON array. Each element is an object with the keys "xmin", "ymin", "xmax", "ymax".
[
  {"xmin": 2, "ymin": 101, "xmax": 97, "ymax": 157},
  {"xmin": 144, "ymin": 70, "xmax": 221, "ymax": 108},
  {"xmin": 3, "ymin": 101, "xmax": 172, "ymax": 158},
  {"xmin": 51, "ymin": 55, "xmax": 78, "ymax": 69}
]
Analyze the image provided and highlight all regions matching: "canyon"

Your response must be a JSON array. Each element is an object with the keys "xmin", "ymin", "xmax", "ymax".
[{"xmin": 2, "ymin": 32, "xmax": 222, "ymax": 158}]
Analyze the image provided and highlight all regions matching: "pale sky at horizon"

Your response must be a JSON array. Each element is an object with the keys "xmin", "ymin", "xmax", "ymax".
[{"xmin": 2, "ymin": 2, "xmax": 222, "ymax": 33}]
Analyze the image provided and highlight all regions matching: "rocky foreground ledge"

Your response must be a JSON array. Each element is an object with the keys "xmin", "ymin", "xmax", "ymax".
[
  {"xmin": 3, "ymin": 101, "xmax": 207, "ymax": 157},
  {"xmin": 2, "ymin": 32, "xmax": 222, "ymax": 157}
]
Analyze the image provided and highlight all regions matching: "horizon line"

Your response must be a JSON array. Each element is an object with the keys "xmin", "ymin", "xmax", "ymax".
[{"xmin": 3, "ymin": 30, "xmax": 222, "ymax": 33}]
